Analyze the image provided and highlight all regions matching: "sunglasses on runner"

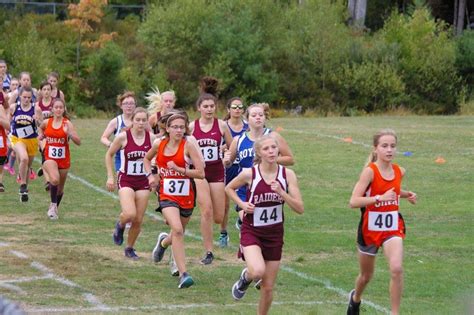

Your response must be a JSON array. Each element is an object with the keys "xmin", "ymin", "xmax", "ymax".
[{"xmin": 230, "ymin": 104, "xmax": 244, "ymax": 110}]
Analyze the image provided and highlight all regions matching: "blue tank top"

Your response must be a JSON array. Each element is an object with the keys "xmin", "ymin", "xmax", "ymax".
[
  {"xmin": 11, "ymin": 102, "xmax": 37, "ymax": 139},
  {"xmin": 227, "ymin": 120, "xmax": 248, "ymax": 165},
  {"xmin": 236, "ymin": 128, "xmax": 271, "ymax": 171},
  {"xmin": 113, "ymin": 115, "xmax": 127, "ymax": 171}
]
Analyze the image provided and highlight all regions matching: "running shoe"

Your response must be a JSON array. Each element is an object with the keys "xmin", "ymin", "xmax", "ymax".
[
  {"xmin": 37, "ymin": 167, "xmax": 43, "ymax": 177},
  {"xmin": 232, "ymin": 268, "xmax": 252, "ymax": 300},
  {"xmin": 47, "ymin": 203, "xmax": 58, "ymax": 220},
  {"xmin": 29, "ymin": 168, "xmax": 37, "ymax": 180},
  {"xmin": 200, "ymin": 251, "xmax": 214, "ymax": 265},
  {"xmin": 124, "ymin": 247, "xmax": 139, "ymax": 260},
  {"xmin": 178, "ymin": 272, "xmax": 194, "ymax": 289},
  {"xmin": 346, "ymin": 289, "xmax": 361, "ymax": 315},
  {"xmin": 235, "ymin": 217, "xmax": 242, "ymax": 231},
  {"xmin": 218, "ymin": 232, "xmax": 229, "ymax": 248},
  {"xmin": 0, "ymin": 183, "xmax": 4, "ymax": 193},
  {"xmin": 152, "ymin": 232, "xmax": 168, "ymax": 263},
  {"xmin": 19, "ymin": 184, "xmax": 28, "ymax": 202},
  {"xmin": 170, "ymin": 252, "xmax": 179, "ymax": 276},
  {"xmin": 113, "ymin": 221, "xmax": 125, "ymax": 245},
  {"xmin": 254, "ymin": 278, "xmax": 262, "ymax": 290},
  {"xmin": 4, "ymin": 165, "xmax": 15, "ymax": 176}
]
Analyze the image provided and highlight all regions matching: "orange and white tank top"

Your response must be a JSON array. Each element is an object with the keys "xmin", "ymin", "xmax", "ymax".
[
  {"xmin": 44, "ymin": 118, "xmax": 70, "ymax": 162},
  {"xmin": 156, "ymin": 138, "xmax": 195, "ymax": 209}
]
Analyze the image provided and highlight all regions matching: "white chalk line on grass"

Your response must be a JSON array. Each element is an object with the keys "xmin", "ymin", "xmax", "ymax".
[
  {"xmin": 63, "ymin": 169, "xmax": 389, "ymax": 314},
  {"xmin": 284, "ymin": 128, "xmax": 372, "ymax": 148},
  {"xmin": 0, "ymin": 245, "xmax": 109, "ymax": 309},
  {"xmin": 25, "ymin": 300, "xmax": 347, "ymax": 313}
]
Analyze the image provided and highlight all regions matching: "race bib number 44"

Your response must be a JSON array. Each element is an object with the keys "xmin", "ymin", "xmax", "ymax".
[
  {"xmin": 48, "ymin": 146, "xmax": 66, "ymax": 159},
  {"xmin": 163, "ymin": 178, "xmax": 190, "ymax": 196},
  {"xmin": 253, "ymin": 205, "xmax": 283, "ymax": 227},
  {"xmin": 368, "ymin": 211, "xmax": 398, "ymax": 231},
  {"xmin": 200, "ymin": 146, "xmax": 218, "ymax": 162}
]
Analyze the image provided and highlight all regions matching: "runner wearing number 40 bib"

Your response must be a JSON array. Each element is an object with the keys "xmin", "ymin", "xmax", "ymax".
[
  {"xmin": 347, "ymin": 129, "xmax": 417, "ymax": 315},
  {"xmin": 225, "ymin": 135, "xmax": 303, "ymax": 314}
]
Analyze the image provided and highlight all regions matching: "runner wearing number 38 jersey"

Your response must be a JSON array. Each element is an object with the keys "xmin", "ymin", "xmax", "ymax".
[
  {"xmin": 225, "ymin": 135, "xmax": 303, "ymax": 315},
  {"xmin": 38, "ymin": 98, "xmax": 81, "ymax": 219},
  {"xmin": 347, "ymin": 129, "xmax": 417, "ymax": 315}
]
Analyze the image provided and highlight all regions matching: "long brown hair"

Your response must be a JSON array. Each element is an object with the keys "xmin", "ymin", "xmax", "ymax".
[
  {"xmin": 196, "ymin": 76, "xmax": 218, "ymax": 108},
  {"xmin": 365, "ymin": 129, "xmax": 398, "ymax": 167}
]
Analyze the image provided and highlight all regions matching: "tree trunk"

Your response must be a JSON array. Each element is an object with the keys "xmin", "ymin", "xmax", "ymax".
[
  {"xmin": 348, "ymin": 0, "xmax": 366, "ymax": 28},
  {"xmin": 456, "ymin": 0, "xmax": 466, "ymax": 35}
]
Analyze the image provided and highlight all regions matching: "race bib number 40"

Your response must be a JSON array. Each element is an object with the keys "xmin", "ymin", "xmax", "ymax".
[
  {"xmin": 200, "ymin": 146, "xmax": 218, "ymax": 162},
  {"xmin": 17, "ymin": 125, "xmax": 34, "ymax": 138},
  {"xmin": 368, "ymin": 211, "xmax": 398, "ymax": 231},
  {"xmin": 253, "ymin": 205, "xmax": 283, "ymax": 227},
  {"xmin": 126, "ymin": 161, "xmax": 145, "ymax": 176},
  {"xmin": 163, "ymin": 178, "xmax": 190, "ymax": 196},
  {"xmin": 48, "ymin": 146, "xmax": 66, "ymax": 159}
]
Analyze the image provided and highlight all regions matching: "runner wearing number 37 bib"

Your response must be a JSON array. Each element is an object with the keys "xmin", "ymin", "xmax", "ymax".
[
  {"xmin": 225, "ymin": 135, "xmax": 303, "ymax": 315},
  {"xmin": 347, "ymin": 129, "xmax": 417, "ymax": 315}
]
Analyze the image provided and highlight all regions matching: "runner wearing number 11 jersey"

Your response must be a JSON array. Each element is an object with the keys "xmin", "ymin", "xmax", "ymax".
[{"xmin": 347, "ymin": 129, "xmax": 417, "ymax": 315}]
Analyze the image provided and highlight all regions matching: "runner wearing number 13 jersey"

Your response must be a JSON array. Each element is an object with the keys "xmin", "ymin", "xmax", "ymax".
[{"xmin": 347, "ymin": 129, "xmax": 417, "ymax": 315}]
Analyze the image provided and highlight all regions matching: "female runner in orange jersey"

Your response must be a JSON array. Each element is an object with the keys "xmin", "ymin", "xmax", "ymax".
[
  {"xmin": 144, "ymin": 110, "xmax": 204, "ymax": 288},
  {"xmin": 347, "ymin": 129, "xmax": 417, "ymax": 315},
  {"xmin": 38, "ymin": 98, "xmax": 81, "ymax": 219}
]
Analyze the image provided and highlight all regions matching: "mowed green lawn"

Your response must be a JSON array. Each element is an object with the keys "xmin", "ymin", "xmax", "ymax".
[{"xmin": 0, "ymin": 116, "xmax": 472, "ymax": 314}]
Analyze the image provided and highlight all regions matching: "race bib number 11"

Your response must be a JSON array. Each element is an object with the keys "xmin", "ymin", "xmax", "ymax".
[
  {"xmin": 368, "ymin": 211, "xmax": 398, "ymax": 231},
  {"xmin": 127, "ymin": 161, "xmax": 145, "ymax": 176}
]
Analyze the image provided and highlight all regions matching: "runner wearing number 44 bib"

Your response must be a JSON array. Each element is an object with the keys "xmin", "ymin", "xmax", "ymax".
[
  {"xmin": 347, "ymin": 129, "xmax": 417, "ymax": 315},
  {"xmin": 225, "ymin": 135, "xmax": 303, "ymax": 314},
  {"xmin": 38, "ymin": 98, "xmax": 81, "ymax": 219}
]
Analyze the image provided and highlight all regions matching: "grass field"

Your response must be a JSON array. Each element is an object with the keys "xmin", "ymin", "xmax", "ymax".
[{"xmin": 0, "ymin": 116, "xmax": 473, "ymax": 314}]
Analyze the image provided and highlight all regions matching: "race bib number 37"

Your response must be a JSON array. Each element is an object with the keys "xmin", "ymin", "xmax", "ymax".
[
  {"xmin": 48, "ymin": 146, "xmax": 66, "ymax": 159},
  {"xmin": 253, "ymin": 205, "xmax": 283, "ymax": 227},
  {"xmin": 163, "ymin": 178, "xmax": 190, "ymax": 196},
  {"xmin": 368, "ymin": 211, "xmax": 398, "ymax": 231}
]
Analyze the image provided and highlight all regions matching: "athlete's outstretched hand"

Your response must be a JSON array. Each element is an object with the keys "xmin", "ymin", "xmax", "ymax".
[
  {"xmin": 407, "ymin": 191, "xmax": 417, "ymax": 204},
  {"xmin": 240, "ymin": 202, "xmax": 255, "ymax": 214},
  {"xmin": 270, "ymin": 180, "xmax": 283, "ymax": 195},
  {"xmin": 106, "ymin": 178, "xmax": 115, "ymax": 192},
  {"xmin": 381, "ymin": 187, "xmax": 397, "ymax": 202}
]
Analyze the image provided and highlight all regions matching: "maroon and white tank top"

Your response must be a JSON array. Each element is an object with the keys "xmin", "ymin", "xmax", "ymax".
[
  {"xmin": 192, "ymin": 118, "xmax": 223, "ymax": 166},
  {"xmin": 119, "ymin": 129, "xmax": 151, "ymax": 177}
]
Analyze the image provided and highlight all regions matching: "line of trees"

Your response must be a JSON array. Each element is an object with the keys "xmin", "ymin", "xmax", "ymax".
[{"xmin": 0, "ymin": 0, "xmax": 472, "ymax": 116}]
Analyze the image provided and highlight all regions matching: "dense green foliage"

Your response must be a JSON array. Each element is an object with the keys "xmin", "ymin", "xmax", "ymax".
[{"xmin": 0, "ymin": 0, "xmax": 470, "ymax": 115}]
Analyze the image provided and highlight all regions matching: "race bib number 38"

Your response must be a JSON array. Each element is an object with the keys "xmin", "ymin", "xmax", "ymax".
[
  {"xmin": 253, "ymin": 204, "xmax": 283, "ymax": 227},
  {"xmin": 200, "ymin": 146, "xmax": 218, "ymax": 162},
  {"xmin": 368, "ymin": 211, "xmax": 398, "ymax": 231},
  {"xmin": 48, "ymin": 146, "xmax": 66, "ymax": 159},
  {"xmin": 163, "ymin": 178, "xmax": 190, "ymax": 196}
]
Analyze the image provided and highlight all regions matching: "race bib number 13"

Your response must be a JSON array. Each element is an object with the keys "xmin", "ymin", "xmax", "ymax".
[
  {"xmin": 253, "ymin": 205, "xmax": 283, "ymax": 227},
  {"xmin": 200, "ymin": 146, "xmax": 218, "ymax": 162},
  {"xmin": 368, "ymin": 211, "xmax": 398, "ymax": 231}
]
